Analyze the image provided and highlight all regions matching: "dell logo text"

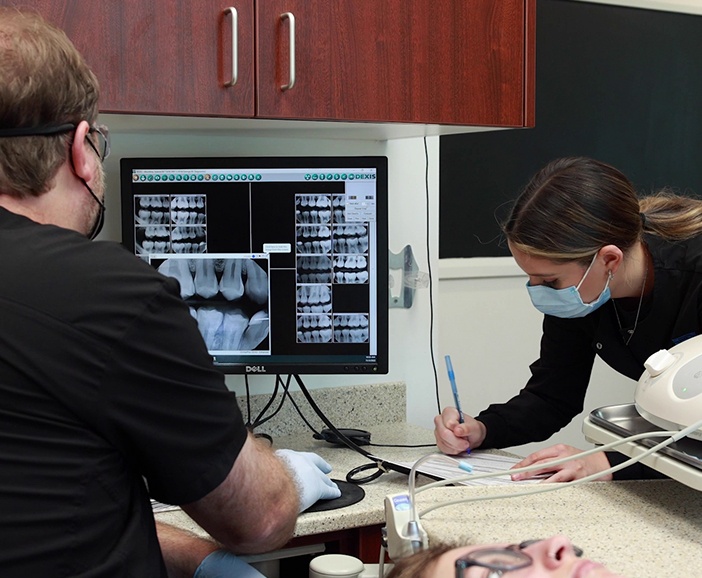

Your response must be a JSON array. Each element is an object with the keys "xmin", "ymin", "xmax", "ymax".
[{"xmin": 246, "ymin": 365, "xmax": 267, "ymax": 373}]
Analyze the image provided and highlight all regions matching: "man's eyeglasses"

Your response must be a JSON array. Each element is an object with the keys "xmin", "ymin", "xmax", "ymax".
[
  {"xmin": 455, "ymin": 540, "xmax": 584, "ymax": 577},
  {"xmin": 86, "ymin": 124, "xmax": 110, "ymax": 162},
  {"xmin": 0, "ymin": 122, "xmax": 110, "ymax": 161}
]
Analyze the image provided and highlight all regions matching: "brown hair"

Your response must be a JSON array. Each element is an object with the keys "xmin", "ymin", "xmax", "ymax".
[
  {"xmin": 503, "ymin": 157, "xmax": 702, "ymax": 264},
  {"xmin": 385, "ymin": 544, "xmax": 454, "ymax": 578},
  {"xmin": 0, "ymin": 8, "xmax": 100, "ymax": 198}
]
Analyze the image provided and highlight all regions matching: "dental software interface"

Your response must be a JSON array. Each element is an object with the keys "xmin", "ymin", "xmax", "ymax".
[{"xmin": 120, "ymin": 158, "xmax": 388, "ymax": 375}]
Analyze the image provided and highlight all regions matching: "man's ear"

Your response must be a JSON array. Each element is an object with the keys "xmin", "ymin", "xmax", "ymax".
[{"xmin": 69, "ymin": 120, "xmax": 95, "ymax": 182}]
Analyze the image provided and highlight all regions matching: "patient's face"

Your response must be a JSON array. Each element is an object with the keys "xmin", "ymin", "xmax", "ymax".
[{"xmin": 433, "ymin": 535, "xmax": 625, "ymax": 578}]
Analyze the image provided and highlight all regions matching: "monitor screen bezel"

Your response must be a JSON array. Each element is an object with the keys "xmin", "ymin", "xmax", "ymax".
[{"xmin": 119, "ymin": 155, "xmax": 389, "ymax": 376}]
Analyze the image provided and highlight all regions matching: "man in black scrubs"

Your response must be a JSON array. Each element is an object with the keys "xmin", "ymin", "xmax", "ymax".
[{"xmin": 0, "ymin": 8, "xmax": 339, "ymax": 576}]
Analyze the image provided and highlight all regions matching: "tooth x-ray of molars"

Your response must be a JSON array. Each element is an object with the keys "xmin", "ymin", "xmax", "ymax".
[
  {"xmin": 155, "ymin": 256, "xmax": 270, "ymax": 354},
  {"xmin": 297, "ymin": 284, "xmax": 332, "ymax": 313},
  {"xmin": 295, "ymin": 225, "xmax": 332, "ymax": 254},
  {"xmin": 296, "ymin": 255, "xmax": 333, "ymax": 284},
  {"xmin": 295, "ymin": 194, "xmax": 332, "ymax": 224},
  {"xmin": 296, "ymin": 314, "xmax": 333, "ymax": 343},
  {"xmin": 296, "ymin": 313, "xmax": 369, "ymax": 344},
  {"xmin": 333, "ymin": 314, "xmax": 369, "ymax": 343},
  {"xmin": 134, "ymin": 194, "xmax": 207, "ymax": 255}
]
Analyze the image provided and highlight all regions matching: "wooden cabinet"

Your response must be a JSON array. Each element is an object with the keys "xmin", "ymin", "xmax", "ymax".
[
  {"xmin": 256, "ymin": 0, "xmax": 534, "ymax": 127},
  {"xmin": 8, "ymin": 0, "xmax": 256, "ymax": 117},
  {"xmin": 6, "ymin": 0, "xmax": 534, "ymax": 127}
]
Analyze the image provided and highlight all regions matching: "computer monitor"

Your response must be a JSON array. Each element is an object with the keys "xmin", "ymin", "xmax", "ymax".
[{"xmin": 120, "ymin": 156, "xmax": 389, "ymax": 375}]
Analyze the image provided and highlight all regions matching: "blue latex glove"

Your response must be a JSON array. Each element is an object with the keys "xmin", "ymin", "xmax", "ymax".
[
  {"xmin": 193, "ymin": 550, "xmax": 265, "ymax": 578},
  {"xmin": 275, "ymin": 449, "xmax": 342, "ymax": 512}
]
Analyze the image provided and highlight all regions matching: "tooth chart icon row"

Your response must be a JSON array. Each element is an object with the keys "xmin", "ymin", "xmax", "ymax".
[
  {"xmin": 134, "ymin": 194, "xmax": 208, "ymax": 255},
  {"xmin": 296, "ymin": 194, "xmax": 348, "ymax": 224}
]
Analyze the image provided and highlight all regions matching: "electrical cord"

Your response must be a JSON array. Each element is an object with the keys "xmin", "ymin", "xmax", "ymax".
[
  {"xmin": 407, "ymin": 418, "xmax": 702, "ymax": 521},
  {"xmin": 250, "ymin": 374, "xmax": 288, "ymax": 429},
  {"xmin": 251, "ymin": 374, "xmax": 280, "ymax": 426},
  {"xmin": 291, "ymin": 373, "xmax": 432, "ymax": 484},
  {"xmin": 282, "ymin": 376, "xmax": 435, "ymax": 450},
  {"xmin": 245, "ymin": 373, "xmax": 434, "ymax": 467},
  {"xmin": 282, "ymin": 376, "xmax": 322, "ymax": 435},
  {"xmin": 244, "ymin": 374, "xmax": 252, "ymax": 427},
  {"xmin": 253, "ymin": 432, "xmax": 273, "ymax": 446},
  {"xmin": 423, "ymin": 136, "xmax": 441, "ymax": 417}
]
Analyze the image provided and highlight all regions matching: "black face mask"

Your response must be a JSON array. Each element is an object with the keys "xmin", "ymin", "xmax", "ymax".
[{"xmin": 80, "ymin": 177, "xmax": 106, "ymax": 240}]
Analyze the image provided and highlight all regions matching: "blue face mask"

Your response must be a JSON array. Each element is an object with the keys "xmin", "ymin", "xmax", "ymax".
[{"xmin": 526, "ymin": 254, "xmax": 612, "ymax": 319}]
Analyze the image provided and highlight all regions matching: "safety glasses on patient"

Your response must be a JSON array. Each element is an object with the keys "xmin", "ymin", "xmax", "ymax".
[{"xmin": 455, "ymin": 540, "xmax": 584, "ymax": 577}]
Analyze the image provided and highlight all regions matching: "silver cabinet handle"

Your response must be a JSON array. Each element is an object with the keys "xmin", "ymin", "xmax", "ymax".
[
  {"xmin": 280, "ymin": 12, "xmax": 296, "ymax": 90},
  {"xmin": 224, "ymin": 7, "xmax": 238, "ymax": 87}
]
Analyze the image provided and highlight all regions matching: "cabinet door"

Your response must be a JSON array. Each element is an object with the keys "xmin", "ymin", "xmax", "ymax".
[
  {"xmin": 255, "ymin": 0, "xmax": 534, "ymax": 127},
  {"xmin": 2, "ymin": 1, "xmax": 255, "ymax": 117}
]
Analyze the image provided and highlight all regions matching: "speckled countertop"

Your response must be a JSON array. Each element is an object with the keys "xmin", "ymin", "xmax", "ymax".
[
  {"xmin": 232, "ymin": 381, "xmax": 408, "ymax": 438},
  {"xmin": 157, "ymin": 421, "xmax": 439, "ymax": 538},
  {"xmin": 156, "ymin": 383, "xmax": 702, "ymax": 577},
  {"xmin": 415, "ymin": 478, "xmax": 702, "ymax": 578}
]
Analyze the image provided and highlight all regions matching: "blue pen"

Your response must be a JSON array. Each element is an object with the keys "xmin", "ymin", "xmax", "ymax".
[{"xmin": 444, "ymin": 355, "xmax": 464, "ymax": 424}]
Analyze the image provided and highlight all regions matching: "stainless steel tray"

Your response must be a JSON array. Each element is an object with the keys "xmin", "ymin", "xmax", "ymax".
[{"xmin": 589, "ymin": 403, "xmax": 702, "ymax": 471}]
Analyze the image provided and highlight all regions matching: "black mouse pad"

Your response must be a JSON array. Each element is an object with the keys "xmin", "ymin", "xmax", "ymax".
[{"xmin": 304, "ymin": 479, "xmax": 366, "ymax": 513}]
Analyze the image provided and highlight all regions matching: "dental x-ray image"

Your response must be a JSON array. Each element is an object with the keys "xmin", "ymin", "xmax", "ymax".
[
  {"xmin": 295, "ymin": 194, "xmax": 332, "ymax": 224},
  {"xmin": 134, "ymin": 194, "xmax": 207, "ymax": 255},
  {"xmin": 155, "ymin": 255, "xmax": 270, "ymax": 354},
  {"xmin": 296, "ymin": 255, "xmax": 333, "ymax": 284},
  {"xmin": 333, "ymin": 314, "xmax": 369, "ymax": 343}
]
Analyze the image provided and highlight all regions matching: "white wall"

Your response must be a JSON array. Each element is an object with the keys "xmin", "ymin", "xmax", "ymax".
[
  {"xmin": 386, "ymin": 137, "xmax": 441, "ymax": 428},
  {"xmin": 97, "ymin": 123, "xmax": 640, "ymax": 456},
  {"xmin": 437, "ymin": 258, "xmax": 637, "ymax": 457},
  {"xmin": 98, "ymin": 123, "xmax": 441, "ymax": 427}
]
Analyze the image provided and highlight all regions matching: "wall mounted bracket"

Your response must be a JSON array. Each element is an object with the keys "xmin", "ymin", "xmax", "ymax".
[{"xmin": 389, "ymin": 245, "xmax": 428, "ymax": 308}]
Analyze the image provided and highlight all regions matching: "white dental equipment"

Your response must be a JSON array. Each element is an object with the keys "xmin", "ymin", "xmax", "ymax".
[
  {"xmin": 584, "ymin": 334, "xmax": 702, "ymax": 489},
  {"xmin": 635, "ymin": 334, "xmax": 702, "ymax": 440}
]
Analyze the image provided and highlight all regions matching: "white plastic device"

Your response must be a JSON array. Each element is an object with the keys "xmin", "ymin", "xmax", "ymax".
[
  {"xmin": 382, "ymin": 492, "xmax": 428, "ymax": 561},
  {"xmin": 635, "ymin": 334, "xmax": 702, "ymax": 441},
  {"xmin": 309, "ymin": 554, "xmax": 364, "ymax": 578}
]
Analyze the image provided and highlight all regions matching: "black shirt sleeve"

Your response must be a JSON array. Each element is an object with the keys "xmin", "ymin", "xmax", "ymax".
[
  {"xmin": 606, "ymin": 451, "xmax": 668, "ymax": 480},
  {"xmin": 107, "ymin": 283, "xmax": 248, "ymax": 504},
  {"xmin": 71, "ymin": 266, "xmax": 248, "ymax": 505},
  {"xmin": 477, "ymin": 314, "xmax": 597, "ymax": 449}
]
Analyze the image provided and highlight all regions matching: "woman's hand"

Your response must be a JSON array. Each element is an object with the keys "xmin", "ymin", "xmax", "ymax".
[
  {"xmin": 433, "ymin": 407, "xmax": 486, "ymax": 455},
  {"xmin": 510, "ymin": 444, "xmax": 613, "ymax": 482}
]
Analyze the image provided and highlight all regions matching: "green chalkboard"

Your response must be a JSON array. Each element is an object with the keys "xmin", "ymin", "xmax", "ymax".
[{"xmin": 439, "ymin": 0, "xmax": 702, "ymax": 258}]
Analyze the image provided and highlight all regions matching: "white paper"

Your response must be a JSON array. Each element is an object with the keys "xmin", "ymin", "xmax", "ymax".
[
  {"xmin": 391, "ymin": 451, "xmax": 540, "ymax": 486},
  {"xmin": 150, "ymin": 499, "xmax": 180, "ymax": 513}
]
